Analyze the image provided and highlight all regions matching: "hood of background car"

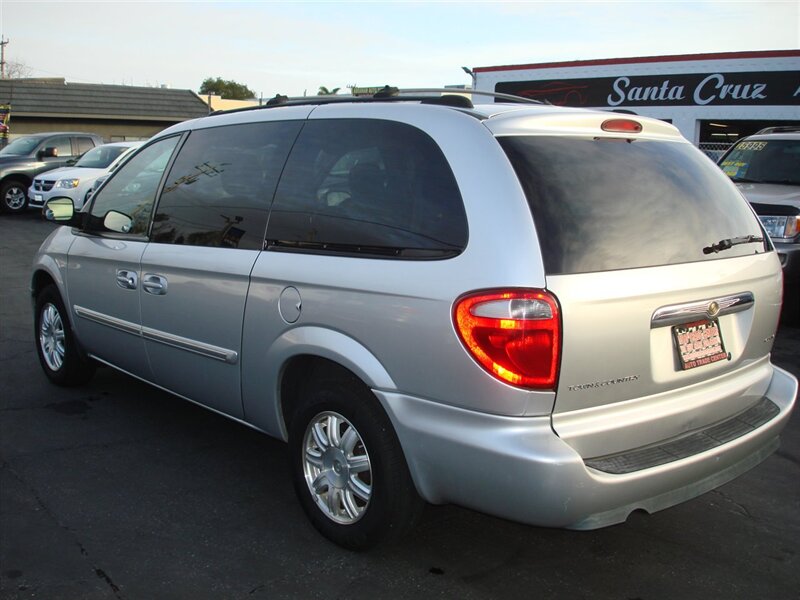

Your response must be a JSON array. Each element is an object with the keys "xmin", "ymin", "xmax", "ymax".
[
  {"xmin": 735, "ymin": 182, "xmax": 800, "ymax": 208},
  {"xmin": 34, "ymin": 166, "xmax": 105, "ymax": 181}
]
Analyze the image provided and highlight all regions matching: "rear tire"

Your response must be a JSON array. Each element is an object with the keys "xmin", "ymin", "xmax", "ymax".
[
  {"xmin": 1, "ymin": 180, "xmax": 28, "ymax": 213},
  {"xmin": 34, "ymin": 284, "xmax": 95, "ymax": 386},
  {"xmin": 288, "ymin": 368, "xmax": 423, "ymax": 550}
]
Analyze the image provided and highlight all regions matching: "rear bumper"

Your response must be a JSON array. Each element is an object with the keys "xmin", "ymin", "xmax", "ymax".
[{"xmin": 375, "ymin": 364, "xmax": 797, "ymax": 529}]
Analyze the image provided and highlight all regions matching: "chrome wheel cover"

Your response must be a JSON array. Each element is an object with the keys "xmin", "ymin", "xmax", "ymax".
[
  {"xmin": 303, "ymin": 411, "xmax": 372, "ymax": 524},
  {"xmin": 4, "ymin": 185, "xmax": 26, "ymax": 210},
  {"xmin": 39, "ymin": 303, "xmax": 65, "ymax": 371}
]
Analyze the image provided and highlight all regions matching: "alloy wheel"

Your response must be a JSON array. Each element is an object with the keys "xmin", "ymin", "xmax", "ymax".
[
  {"xmin": 39, "ymin": 303, "xmax": 65, "ymax": 371},
  {"xmin": 302, "ymin": 411, "xmax": 372, "ymax": 524},
  {"xmin": 4, "ymin": 185, "xmax": 26, "ymax": 211}
]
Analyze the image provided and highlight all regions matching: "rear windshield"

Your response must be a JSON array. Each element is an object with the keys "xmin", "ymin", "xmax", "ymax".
[
  {"xmin": 719, "ymin": 139, "xmax": 800, "ymax": 186},
  {"xmin": 499, "ymin": 136, "xmax": 767, "ymax": 275}
]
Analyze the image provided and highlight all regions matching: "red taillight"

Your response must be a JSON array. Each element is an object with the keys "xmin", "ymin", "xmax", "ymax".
[
  {"xmin": 453, "ymin": 290, "xmax": 561, "ymax": 390},
  {"xmin": 601, "ymin": 118, "xmax": 642, "ymax": 134}
]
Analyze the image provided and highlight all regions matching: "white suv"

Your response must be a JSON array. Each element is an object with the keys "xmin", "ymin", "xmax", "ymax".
[
  {"xmin": 32, "ymin": 90, "xmax": 797, "ymax": 549},
  {"xmin": 718, "ymin": 127, "xmax": 800, "ymax": 323},
  {"xmin": 28, "ymin": 141, "xmax": 143, "ymax": 211}
]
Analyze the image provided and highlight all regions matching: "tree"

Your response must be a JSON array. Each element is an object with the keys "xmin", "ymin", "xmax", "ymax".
[
  {"xmin": 199, "ymin": 77, "xmax": 255, "ymax": 100},
  {"xmin": 3, "ymin": 60, "xmax": 32, "ymax": 79},
  {"xmin": 317, "ymin": 86, "xmax": 340, "ymax": 96}
]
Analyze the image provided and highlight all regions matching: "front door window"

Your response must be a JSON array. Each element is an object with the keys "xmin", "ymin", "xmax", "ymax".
[{"xmin": 88, "ymin": 136, "xmax": 181, "ymax": 236}]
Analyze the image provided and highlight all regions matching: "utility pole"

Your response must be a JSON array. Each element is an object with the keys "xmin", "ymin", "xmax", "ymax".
[{"xmin": 0, "ymin": 37, "xmax": 8, "ymax": 79}]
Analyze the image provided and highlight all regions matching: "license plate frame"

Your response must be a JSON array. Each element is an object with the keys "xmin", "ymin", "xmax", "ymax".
[{"xmin": 672, "ymin": 318, "xmax": 728, "ymax": 370}]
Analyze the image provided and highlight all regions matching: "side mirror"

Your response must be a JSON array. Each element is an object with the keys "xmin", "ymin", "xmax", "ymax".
[
  {"xmin": 103, "ymin": 210, "xmax": 133, "ymax": 233},
  {"xmin": 38, "ymin": 147, "xmax": 59, "ymax": 160},
  {"xmin": 65, "ymin": 158, "xmax": 77, "ymax": 166},
  {"xmin": 43, "ymin": 197, "xmax": 75, "ymax": 222}
]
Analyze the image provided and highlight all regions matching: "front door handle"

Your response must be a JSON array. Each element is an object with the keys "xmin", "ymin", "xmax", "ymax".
[
  {"xmin": 142, "ymin": 273, "xmax": 168, "ymax": 295},
  {"xmin": 116, "ymin": 270, "xmax": 138, "ymax": 290}
]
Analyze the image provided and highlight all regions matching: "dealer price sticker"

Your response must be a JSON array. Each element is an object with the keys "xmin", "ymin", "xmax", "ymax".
[{"xmin": 672, "ymin": 319, "xmax": 728, "ymax": 370}]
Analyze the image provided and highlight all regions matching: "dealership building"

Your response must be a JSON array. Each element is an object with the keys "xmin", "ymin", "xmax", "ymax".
[{"xmin": 474, "ymin": 50, "xmax": 799, "ymax": 156}]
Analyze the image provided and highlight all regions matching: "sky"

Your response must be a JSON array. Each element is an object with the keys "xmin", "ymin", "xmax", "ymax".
[{"xmin": 1, "ymin": 0, "xmax": 798, "ymax": 98}]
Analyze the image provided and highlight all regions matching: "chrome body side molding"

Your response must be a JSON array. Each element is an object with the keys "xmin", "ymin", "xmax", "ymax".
[
  {"xmin": 141, "ymin": 326, "xmax": 238, "ymax": 364},
  {"xmin": 73, "ymin": 305, "xmax": 238, "ymax": 364},
  {"xmin": 74, "ymin": 305, "xmax": 140, "ymax": 336}
]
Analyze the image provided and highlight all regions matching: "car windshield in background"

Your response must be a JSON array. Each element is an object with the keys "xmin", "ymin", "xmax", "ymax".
[
  {"xmin": 75, "ymin": 145, "xmax": 130, "ymax": 169},
  {"xmin": 0, "ymin": 136, "xmax": 41, "ymax": 156},
  {"xmin": 500, "ymin": 136, "xmax": 766, "ymax": 275},
  {"xmin": 720, "ymin": 140, "xmax": 800, "ymax": 186}
]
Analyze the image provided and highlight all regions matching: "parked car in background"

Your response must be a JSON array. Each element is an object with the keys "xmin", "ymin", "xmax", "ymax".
[
  {"xmin": 28, "ymin": 141, "xmax": 144, "ymax": 212},
  {"xmin": 718, "ymin": 127, "xmax": 800, "ymax": 323},
  {"xmin": 33, "ymin": 91, "xmax": 797, "ymax": 550},
  {"xmin": 0, "ymin": 132, "xmax": 103, "ymax": 213}
]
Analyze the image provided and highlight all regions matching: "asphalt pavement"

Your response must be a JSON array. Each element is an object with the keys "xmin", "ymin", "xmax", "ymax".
[{"xmin": 1, "ymin": 211, "xmax": 799, "ymax": 599}]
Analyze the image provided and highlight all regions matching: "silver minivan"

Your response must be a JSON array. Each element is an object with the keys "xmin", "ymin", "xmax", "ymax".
[{"xmin": 32, "ymin": 91, "xmax": 797, "ymax": 549}]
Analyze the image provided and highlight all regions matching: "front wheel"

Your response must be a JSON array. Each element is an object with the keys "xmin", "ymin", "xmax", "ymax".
[
  {"xmin": 289, "ymin": 371, "xmax": 423, "ymax": 550},
  {"xmin": 34, "ymin": 284, "xmax": 96, "ymax": 386},
  {"xmin": 1, "ymin": 180, "xmax": 28, "ymax": 213}
]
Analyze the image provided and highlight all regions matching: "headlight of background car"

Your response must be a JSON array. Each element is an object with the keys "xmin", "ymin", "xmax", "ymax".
[
  {"xmin": 56, "ymin": 178, "xmax": 80, "ymax": 189},
  {"xmin": 759, "ymin": 215, "xmax": 800, "ymax": 240}
]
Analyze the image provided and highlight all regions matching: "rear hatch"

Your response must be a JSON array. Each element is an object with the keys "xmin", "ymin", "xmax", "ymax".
[{"xmin": 491, "ymin": 112, "xmax": 783, "ymax": 459}]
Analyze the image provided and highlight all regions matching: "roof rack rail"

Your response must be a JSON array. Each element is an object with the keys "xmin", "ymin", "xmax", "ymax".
[
  {"xmin": 399, "ymin": 88, "xmax": 541, "ymax": 104},
  {"xmin": 209, "ymin": 86, "xmax": 540, "ymax": 117},
  {"xmin": 755, "ymin": 126, "xmax": 800, "ymax": 135}
]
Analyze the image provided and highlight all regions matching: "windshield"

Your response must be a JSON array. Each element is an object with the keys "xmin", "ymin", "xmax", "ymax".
[
  {"xmin": 75, "ymin": 145, "xmax": 131, "ymax": 169},
  {"xmin": 500, "ymin": 136, "xmax": 766, "ymax": 275},
  {"xmin": 720, "ymin": 139, "xmax": 800, "ymax": 186},
  {"xmin": 0, "ymin": 136, "xmax": 41, "ymax": 156}
]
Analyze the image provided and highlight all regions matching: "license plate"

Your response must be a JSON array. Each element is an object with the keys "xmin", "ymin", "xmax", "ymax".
[
  {"xmin": 672, "ymin": 319, "xmax": 728, "ymax": 370},
  {"xmin": 34, "ymin": 194, "xmax": 43, "ymax": 202}
]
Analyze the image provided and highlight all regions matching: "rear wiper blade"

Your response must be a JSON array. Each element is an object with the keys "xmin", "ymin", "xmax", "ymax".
[{"xmin": 703, "ymin": 235, "xmax": 764, "ymax": 254}]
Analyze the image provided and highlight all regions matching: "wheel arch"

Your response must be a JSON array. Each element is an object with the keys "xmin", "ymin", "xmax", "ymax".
[
  {"xmin": 1, "ymin": 173, "xmax": 33, "ymax": 188},
  {"xmin": 30, "ymin": 263, "xmax": 71, "ymax": 328},
  {"xmin": 31, "ymin": 268, "xmax": 57, "ymax": 298},
  {"xmin": 280, "ymin": 355, "xmax": 375, "ymax": 438},
  {"xmin": 243, "ymin": 325, "xmax": 397, "ymax": 440}
]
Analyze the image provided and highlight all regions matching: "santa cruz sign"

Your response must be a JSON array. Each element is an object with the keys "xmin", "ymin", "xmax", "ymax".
[
  {"xmin": 496, "ymin": 71, "xmax": 799, "ymax": 107},
  {"xmin": 609, "ymin": 73, "xmax": 770, "ymax": 106}
]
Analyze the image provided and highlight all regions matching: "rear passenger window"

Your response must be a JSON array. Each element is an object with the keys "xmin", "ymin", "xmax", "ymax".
[
  {"xmin": 266, "ymin": 119, "xmax": 467, "ymax": 258},
  {"xmin": 151, "ymin": 121, "xmax": 302, "ymax": 250},
  {"xmin": 76, "ymin": 137, "xmax": 96, "ymax": 155},
  {"xmin": 46, "ymin": 136, "xmax": 73, "ymax": 158}
]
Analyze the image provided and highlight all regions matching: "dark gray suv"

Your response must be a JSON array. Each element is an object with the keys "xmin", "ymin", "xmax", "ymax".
[{"xmin": 0, "ymin": 131, "xmax": 103, "ymax": 213}]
